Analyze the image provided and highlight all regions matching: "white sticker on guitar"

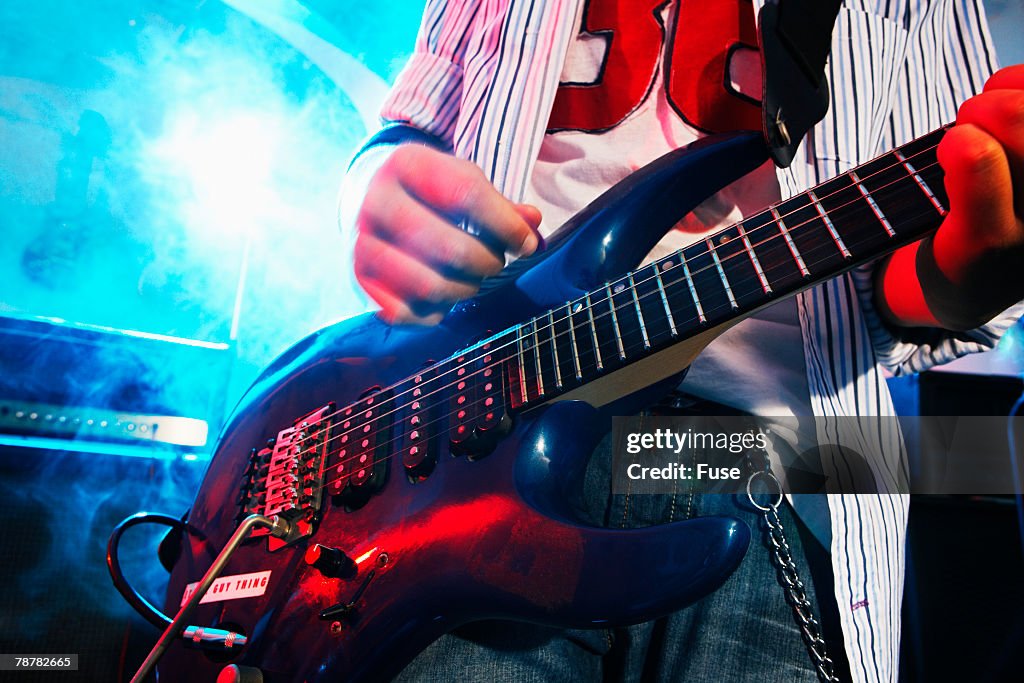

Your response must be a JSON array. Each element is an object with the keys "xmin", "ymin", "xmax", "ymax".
[{"xmin": 180, "ymin": 570, "xmax": 271, "ymax": 606}]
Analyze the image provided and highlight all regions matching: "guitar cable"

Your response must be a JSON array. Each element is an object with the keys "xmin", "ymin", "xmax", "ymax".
[
  {"xmin": 107, "ymin": 511, "xmax": 192, "ymax": 629},
  {"xmin": 109, "ymin": 512, "xmax": 289, "ymax": 680}
]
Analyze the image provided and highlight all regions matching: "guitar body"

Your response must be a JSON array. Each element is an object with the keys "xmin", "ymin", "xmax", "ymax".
[{"xmin": 157, "ymin": 133, "xmax": 784, "ymax": 682}]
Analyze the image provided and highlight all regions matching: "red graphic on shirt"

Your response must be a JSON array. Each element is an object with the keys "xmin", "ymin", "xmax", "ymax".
[{"xmin": 548, "ymin": 0, "xmax": 761, "ymax": 134}]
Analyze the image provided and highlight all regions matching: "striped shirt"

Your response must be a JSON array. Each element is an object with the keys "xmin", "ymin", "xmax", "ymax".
[{"xmin": 364, "ymin": 1, "xmax": 1023, "ymax": 680}]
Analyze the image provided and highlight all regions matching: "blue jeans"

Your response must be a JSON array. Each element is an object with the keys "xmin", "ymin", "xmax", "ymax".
[{"xmin": 394, "ymin": 435, "xmax": 847, "ymax": 682}]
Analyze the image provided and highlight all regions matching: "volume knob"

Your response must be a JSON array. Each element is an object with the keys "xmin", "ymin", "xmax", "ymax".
[{"xmin": 305, "ymin": 543, "xmax": 356, "ymax": 578}]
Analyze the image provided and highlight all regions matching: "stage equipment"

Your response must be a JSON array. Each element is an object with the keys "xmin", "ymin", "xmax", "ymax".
[{"xmin": 0, "ymin": 313, "xmax": 232, "ymax": 459}]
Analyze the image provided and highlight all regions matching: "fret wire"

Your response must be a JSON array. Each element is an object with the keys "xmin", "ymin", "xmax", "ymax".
[
  {"xmin": 516, "ymin": 323, "xmax": 528, "ymax": 406},
  {"xmin": 606, "ymin": 283, "xmax": 627, "ymax": 361},
  {"xmin": 585, "ymin": 292, "xmax": 604, "ymax": 371},
  {"xmin": 706, "ymin": 237, "xmax": 739, "ymax": 310},
  {"xmin": 627, "ymin": 273, "xmax": 650, "ymax": 350},
  {"xmin": 531, "ymin": 317, "xmax": 545, "ymax": 397},
  {"xmin": 807, "ymin": 189, "xmax": 852, "ymax": 259},
  {"xmin": 894, "ymin": 150, "xmax": 947, "ymax": 216},
  {"xmin": 566, "ymin": 302, "xmax": 583, "ymax": 380},
  {"xmin": 547, "ymin": 310, "xmax": 563, "ymax": 390},
  {"xmin": 770, "ymin": 207, "xmax": 811, "ymax": 277},
  {"xmin": 679, "ymin": 252, "xmax": 707, "ymax": 324},
  {"xmin": 849, "ymin": 170, "xmax": 897, "ymax": 237},
  {"xmin": 736, "ymin": 222, "xmax": 772, "ymax": 294},
  {"xmin": 654, "ymin": 267, "xmax": 678, "ymax": 337}
]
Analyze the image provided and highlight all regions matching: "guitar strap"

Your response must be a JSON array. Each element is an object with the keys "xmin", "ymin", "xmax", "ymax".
[{"xmin": 758, "ymin": 0, "xmax": 843, "ymax": 168}]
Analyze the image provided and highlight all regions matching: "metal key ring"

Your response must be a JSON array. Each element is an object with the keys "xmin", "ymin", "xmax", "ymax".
[{"xmin": 746, "ymin": 469, "xmax": 783, "ymax": 511}]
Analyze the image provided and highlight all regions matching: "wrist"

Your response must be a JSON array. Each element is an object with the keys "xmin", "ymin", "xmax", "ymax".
[{"xmin": 916, "ymin": 234, "xmax": 1022, "ymax": 331}]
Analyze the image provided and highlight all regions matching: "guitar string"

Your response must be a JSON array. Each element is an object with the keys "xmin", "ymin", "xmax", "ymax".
[
  {"xmin": 252, "ymin": 141, "xmax": 946, "ymax": 490},
  {"xmin": 304, "ymin": 202, "xmax": 943, "ymax": 498},
  {"xmin": 266, "ymin": 149, "xmax": 948, "ymax": 489},
  {"xmin": 277, "ymin": 194, "xmax": 944, "ymax": 499}
]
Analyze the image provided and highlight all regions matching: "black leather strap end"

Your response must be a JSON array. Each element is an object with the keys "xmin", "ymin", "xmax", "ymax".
[{"xmin": 757, "ymin": 2, "xmax": 840, "ymax": 168}]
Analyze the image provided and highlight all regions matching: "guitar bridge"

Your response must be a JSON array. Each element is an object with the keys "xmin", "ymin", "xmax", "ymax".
[{"xmin": 237, "ymin": 404, "xmax": 334, "ymax": 551}]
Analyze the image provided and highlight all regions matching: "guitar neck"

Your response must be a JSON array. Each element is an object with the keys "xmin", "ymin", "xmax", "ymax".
[
  {"xmin": 501, "ymin": 125, "xmax": 951, "ymax": 409},
  {"xmin": 334, "ymin": 126, "xmax": 951, "ymax": 440}
]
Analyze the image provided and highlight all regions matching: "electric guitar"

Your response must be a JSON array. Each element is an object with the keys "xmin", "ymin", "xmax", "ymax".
[{"xmin": 156, "ymin": 127, "xmax": 950, "ymax": 682}]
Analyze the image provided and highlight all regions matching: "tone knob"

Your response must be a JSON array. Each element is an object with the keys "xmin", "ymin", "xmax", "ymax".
[
  {"xmin": 305, "ymin": 543, "xmax": 356, "ymax": 578},
  {"xmin": 217, "ymin": 664, "xmax": 263, "ymax": 683}
]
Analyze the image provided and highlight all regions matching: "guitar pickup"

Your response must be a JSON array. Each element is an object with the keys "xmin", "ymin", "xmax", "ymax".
[
  {"xmin": 326, "ymin": 390, "xmax": 391, "ymax": 508},
  {"xmin": 448, "ymin": 340, "xmax": 510, "ymax": 457}
]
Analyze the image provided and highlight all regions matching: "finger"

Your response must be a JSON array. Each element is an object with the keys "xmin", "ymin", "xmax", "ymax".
[
  {"xmin": 514, "ymin": 203, "xmax": 546, "ymax": 251},
  {"xmin": 515, "ymin": 203, "xmax": 543, "ymax": 230},
  {"xmin": 937, "ymin": 123, "xmax": 1016, "ymax": 251},
  {"xmin": 957, "ymin": 87, "xmax": 1024, "ymax": 161},
  {"xmin": 359, "ymin": 276, "xmax": 445, "ymax": 326},
  {"xmin": 957, "ymin": 89, "xmax": 1024, "ymax": 217},
  {"xmin": 362, "ymin": 187, "xmax": 505, "ymax": 280},
  {"xmin": 390, "ymin": 146, "xmax": 539, "ymax": 256},
  {"xmin": 983, "ymin": 64, "xmax": 1024, "ymax": 92},
  {"xmin": 354, "ymin": 232, "xmax": 480, "ymax": 318}
]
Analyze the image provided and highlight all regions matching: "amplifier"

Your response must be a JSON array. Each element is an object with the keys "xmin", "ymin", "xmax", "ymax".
[{"xmin": 0, "ymin": 313, "xmax": 233, "ymax": 457}]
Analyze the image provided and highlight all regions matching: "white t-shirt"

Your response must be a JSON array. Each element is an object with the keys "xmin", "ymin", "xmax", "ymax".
[{"xmin": 523, "ymin": 1, "xmax": 812, "ymax": 419}]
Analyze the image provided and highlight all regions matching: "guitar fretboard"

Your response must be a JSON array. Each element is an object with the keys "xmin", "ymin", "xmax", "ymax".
[{"xmin": 501, "ymin": 126, "xmax": 950, "ymax": 408}]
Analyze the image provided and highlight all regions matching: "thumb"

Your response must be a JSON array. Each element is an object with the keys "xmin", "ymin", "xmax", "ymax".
[{"xmin": 937, "ymin": 123, "xmax": 1016, "ymax": 250}]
